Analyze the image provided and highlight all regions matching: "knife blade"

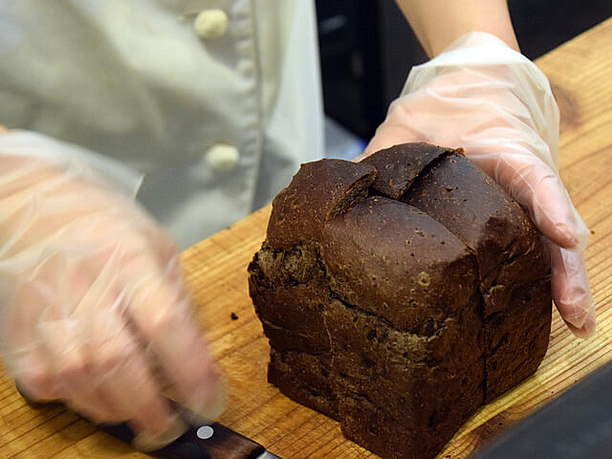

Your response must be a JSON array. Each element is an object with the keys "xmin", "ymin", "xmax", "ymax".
[{"xmin": 474, "ymin": 359, "xmax": 612, "ymax": 458}]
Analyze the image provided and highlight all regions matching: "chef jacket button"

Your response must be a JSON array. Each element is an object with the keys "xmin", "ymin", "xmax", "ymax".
[
  {"xmin": 193, "ymin": 9, "xmax": 229, "ymax": 40},
  {"xmin": 206, "ymin": 143, "xmax": 239, "ymax": 172}
]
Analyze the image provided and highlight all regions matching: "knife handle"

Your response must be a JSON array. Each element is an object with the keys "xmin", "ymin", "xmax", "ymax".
[
  {"xmin": 150, "ymin": 421, "xmax": 267, "ymax": 459},
  {"xmin": 100, "ymin": 420, "xmax": 268, "ymax": 458},
  {"xmin": 17, "ymin": 384, "xmax": 276, "ymax": 458}
]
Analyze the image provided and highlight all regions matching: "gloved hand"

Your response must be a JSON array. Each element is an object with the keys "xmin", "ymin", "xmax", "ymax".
[
  {"xmin": 0, "ymin": 132, "xmax": 224, "ymax": 450},
  {"xmin": 364, "ymin": 32, "xmax": 595, "ymax": 338}
]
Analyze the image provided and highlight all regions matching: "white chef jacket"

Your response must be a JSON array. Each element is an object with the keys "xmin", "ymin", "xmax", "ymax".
[{"xmin": 0, "ymin": 0, "xmax": 324, "ymax": 249}]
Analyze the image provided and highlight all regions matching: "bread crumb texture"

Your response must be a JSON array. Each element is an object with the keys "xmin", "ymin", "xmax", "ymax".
[{"xmin": 248, "ymin": 143, "xmax": 552, "ymax": 459}]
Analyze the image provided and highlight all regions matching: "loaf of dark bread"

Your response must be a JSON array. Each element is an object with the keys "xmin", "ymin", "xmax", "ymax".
[{"xmin": 248, "ymin": 143, "xmax": 552, "ymax": 459}]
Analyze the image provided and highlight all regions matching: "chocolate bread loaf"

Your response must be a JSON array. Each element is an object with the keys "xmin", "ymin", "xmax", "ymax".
[{"xmin": 248, "ymin": 143, "xmax": 552, "ymax": 459}]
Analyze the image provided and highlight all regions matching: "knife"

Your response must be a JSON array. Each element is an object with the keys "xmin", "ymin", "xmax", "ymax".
[
  {"xmin": 17, "ymin": 386, "xmax": 281, "ymax": 459},
  {"xmin": 474, "ymin": 359, "xmax": 612, "ymax": 458}
]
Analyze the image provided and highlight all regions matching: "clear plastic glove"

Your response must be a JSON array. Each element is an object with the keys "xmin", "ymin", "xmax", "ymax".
[
  {"xmin": 0, "ymin": 132, "xmax": 224, "ymax": 450},
  {"xmin": 364, "ymin": 32, "xmax": 595, "ymax": 337}
]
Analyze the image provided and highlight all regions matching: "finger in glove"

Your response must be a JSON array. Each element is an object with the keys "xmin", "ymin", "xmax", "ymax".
[{"xmin": 550, "ymin": 244, "xmax": 596, "ymax": 338}]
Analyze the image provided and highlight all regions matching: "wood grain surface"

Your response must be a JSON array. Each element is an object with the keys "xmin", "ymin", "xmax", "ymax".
[{"xmin": 1, "ymin": 17, "xmax": 611, "ymax": 459}]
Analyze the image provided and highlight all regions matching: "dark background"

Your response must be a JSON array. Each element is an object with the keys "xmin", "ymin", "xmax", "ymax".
[{"xmin": 315, "ymin": 1, "xmax": 612, "ymax": 140}]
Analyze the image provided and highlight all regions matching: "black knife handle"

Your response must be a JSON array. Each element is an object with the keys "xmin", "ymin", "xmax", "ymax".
[
  {"xmin": 150, "ymin": 421, "xmax": 267, "ymax": 459},
  {"xmin": 16, "ymin": 384, "xmax": 277, "ymax": 458},
  {"xmin": 99, "ymin": 420, "xmax": 267, "ymax": 459}
]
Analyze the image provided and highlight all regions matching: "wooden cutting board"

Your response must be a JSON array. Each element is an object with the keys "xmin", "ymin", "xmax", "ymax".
[{"xmin": 1, "ymin": 17, "xmax": 611, "ymax": 459}]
